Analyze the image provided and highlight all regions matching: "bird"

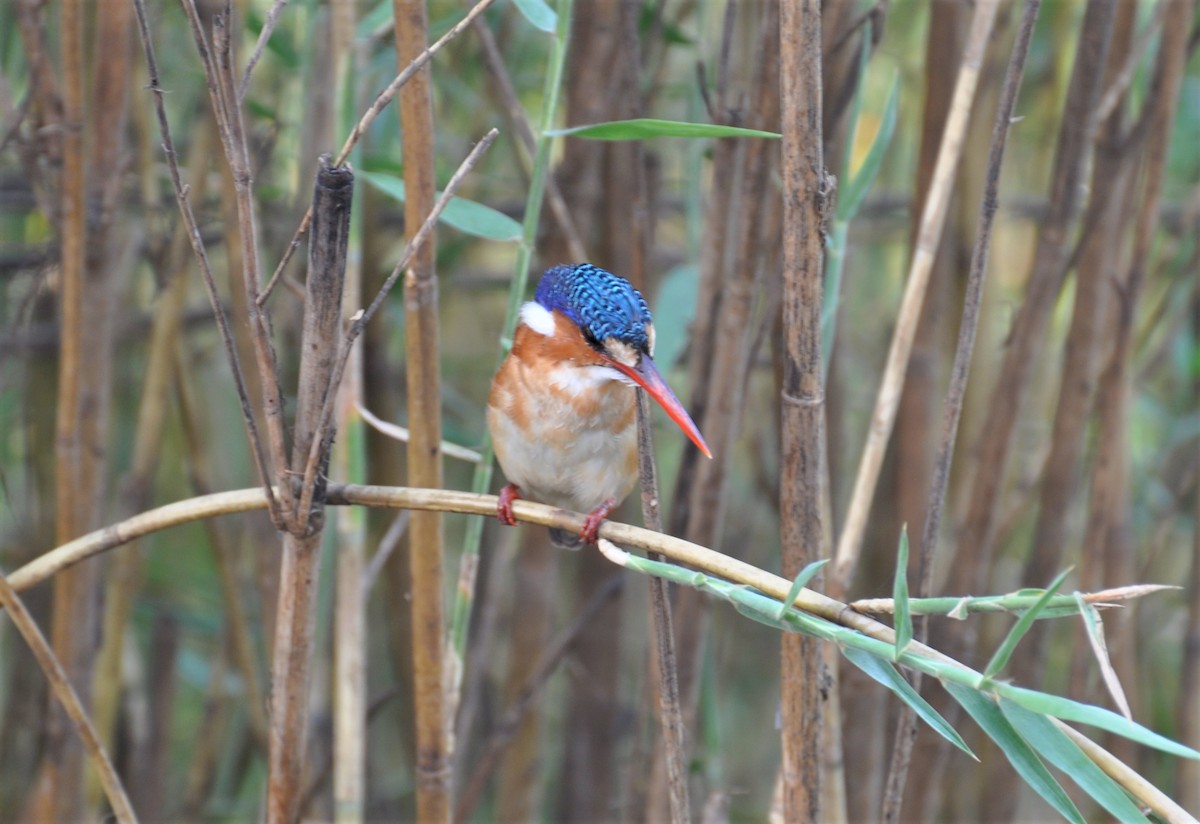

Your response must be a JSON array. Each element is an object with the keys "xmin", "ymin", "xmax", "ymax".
[{"xmin": 487, "ymin": 263, "xmax": 712, "ymax": 546}]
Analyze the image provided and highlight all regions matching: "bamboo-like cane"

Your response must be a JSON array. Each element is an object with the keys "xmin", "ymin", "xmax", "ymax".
[{"xmin": 779, "ymin": 0, "xmax": 829, "ymax": 820}]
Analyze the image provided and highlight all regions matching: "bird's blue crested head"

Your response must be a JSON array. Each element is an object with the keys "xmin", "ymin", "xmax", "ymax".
[{"xmin": 534, "ymin": 263, "xmax": 654, "ymax": 353}]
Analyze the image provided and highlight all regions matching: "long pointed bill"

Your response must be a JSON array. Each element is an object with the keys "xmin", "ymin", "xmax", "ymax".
[{"xmin": 604, "ymin": 353, "xmax": 713, "ymax": 459}]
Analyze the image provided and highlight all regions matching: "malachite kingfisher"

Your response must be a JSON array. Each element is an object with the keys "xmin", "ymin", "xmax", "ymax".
[{"xmin": 487, "ymin": 263, "xmax": 712, "ymax": 546}]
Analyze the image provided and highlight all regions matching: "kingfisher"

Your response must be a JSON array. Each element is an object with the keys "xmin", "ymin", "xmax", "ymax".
[{"xmin": 487, "ymin": 263, "xmax": 712, "ymax": 546}]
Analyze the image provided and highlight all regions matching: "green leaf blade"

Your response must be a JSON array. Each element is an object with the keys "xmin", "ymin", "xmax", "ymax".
[
  {"xmin": 777, "ymin": 559, "xmax": 829, "ymax": 620},
  {"xmin": 513, "ymin": 0, "xmax": 557, "ymax": 32},
  {"xmin": 984, "ymin": 568, "xmax": 1072, "ymax": 679},
  {"xmin": 547, "ymin": 118, "xmax": 781, "ymax": 141},
  {"xmin": 945, "ymin": 683, "xmax": 1085, "ymax": 824},
  {"xmin": 995, "ymin": 683, "xmax": 1200, "ymax": 760},
  {"xmin": 998, "ymin": 699, "xmax": 1148, "ymax": 823},
  {"xmin": 837, "ymin": 73, "xmax": 900, "ymax": 220},
  {"xmin": 360, "ymin": 171, "xmax": 522, "ymax": 242},
  {"xmin": 893, "ymin": 526, "xmax": 912, "ymax": 659},
  {"xmin": 842, "ymin": 647, "xmax": 974, "ymax": 759}
]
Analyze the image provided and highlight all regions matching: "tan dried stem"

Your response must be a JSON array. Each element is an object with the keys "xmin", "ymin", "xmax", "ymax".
[
  {"xmin": 0, "ymin": 571, "xmax": 137, "ymax": 823},
  {"xmin": 779, "ymin": 0, "xmax": 830, "ymax": 820},
  {"xmin": 832, "ymin": 0, "xmax": 999, "ymax": 595}
]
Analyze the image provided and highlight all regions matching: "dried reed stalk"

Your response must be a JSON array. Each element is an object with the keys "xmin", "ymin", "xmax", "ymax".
[
  {"xmin": 36, "ymin": 0, "xmax": 92, "ymax": 816},
  {"xmin": 779, "ymin": 0, "xmax": 829, "ymax": 819},
  {"xmin": 832, "ymin": 0, "xmax": 999, "ymax": 596},
  {"xmin": 393, "ymin": 2, "xmax": 449, "ymax": 820},
  {"xmin": 0, "ymin": 571, "xmax": 136, "ymax": 823},
  {"xmin": 267, "ymin": 159, "xmax": 353, "ymax": 824}
]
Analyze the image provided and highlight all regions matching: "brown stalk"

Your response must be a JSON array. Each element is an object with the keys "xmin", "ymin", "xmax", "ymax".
[
  {"xmin": 393, "ymin": 2, "xmax": 449, "ymax": 820},
  {"xmin": 831, "ymin": 0, "xmax": 999, "ymax": 595},
  {"xmin": 779, "ymin": 0, "xmax": 828, "ymax": 820},
  {"xmin": 0, "ymin": 571, "xmax": 136, "ymax": 823},
  {"xmin": 200, "ymin": 5, "xmax": 296, "ymax": 520},
  {"xmin": 637, "ymin": 392, "xmax": 690, "ymax": 824},
  {"xmin": 36, "ymin": 0, "xmax": 91, "ymax": 817},
  {"xmin": 266, "ymin": 159, "xmax": 353, "ymax": 824},
  {"xmin": 878, "ymin": 4, "xmax": 1041, "ymax": 820},
  {"xmin": 454, "ymin": 576, "xmax": 623, "ymax": 824},
  {"xmin": 260, "ymin": 0, "xmax": 498, "ymax": 304},
  {"xmin": 132, "ymin": 0, "xmax": 281, "ymax": 521}
]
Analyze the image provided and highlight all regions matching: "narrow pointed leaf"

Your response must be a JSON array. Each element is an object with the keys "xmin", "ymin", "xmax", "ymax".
[
  {"xmin": 945, "ymin": 683, "xmax": 1085, "ymax": 824},
  {"xmin": 995, "ymin": 683, "xmax": 1200, "ymax": 760},
  {"xmin": 837, "ymin": 73, "xmax": 900, "ymax": 219},
  {"xmin": 777, "ymin": 559, "xmax": 829, "ymax": 620},
  {"xmin": 547, "ymin": 118, "xmax": 781, "ymax": 141},
  {"xmin": 893, "ymin": 526, "xmax": 912, "ymax": 659},
  {"xmin": 984, "ymin": 568, "xmax": 1072, "ymax": 678},
  {"xmin": 999, "ymin": 699, "xmax": 1147, "ymax": 823},
  {"xmin": 1075, "ymin": 592, "xmax": 1132, "ymax": 719},
  {"xmin": 361, "ymin": 171, "xmax": 522, "ymax": 242},
  {"xmin": 842, "ymin": 646, "xmax": 975, "ymax": 758},
  {"xmin": 513, "ymin": 0, "xmax": 557, "ymax": 32}
]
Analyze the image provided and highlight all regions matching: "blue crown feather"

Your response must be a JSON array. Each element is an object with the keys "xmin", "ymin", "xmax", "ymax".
[{"xmin": 534, "ymin": 264, "xmax": 653, "ymax": 351}]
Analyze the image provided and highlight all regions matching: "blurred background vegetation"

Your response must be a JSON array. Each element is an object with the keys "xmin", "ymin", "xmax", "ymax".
[{"xmin": 0, "ymin": 0, "xmax": 1198, "ymax": 820}]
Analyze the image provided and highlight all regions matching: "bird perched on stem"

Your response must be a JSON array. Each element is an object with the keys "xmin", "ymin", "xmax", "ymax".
[{"xmin": 487, "ymin": 263, "xmax": 712, "ymax": 546}]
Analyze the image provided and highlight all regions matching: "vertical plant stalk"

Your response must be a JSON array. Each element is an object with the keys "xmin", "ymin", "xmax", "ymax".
[
  {"xmin": 38, "ymin": 0, "xmax": 90, "ymax": 817},
  {"xmin": 831, "ymin": 0, "xmax": 999, "ymax": 595},
  {"xmin": 779, "ymin": 0, "xmax": 827, "ymax": 820},
  {"xmin": 0, "ymin": 572, "xmax": 137, "ymax": 824},
  {"xmin": 392, "ymin": 2, "xmax": 449, "ymax": 819},
  {"xmin": 267, "ymin": 159, "xmax": 353, "ymax": 824},
  {"xmin": 448, "ymin": 0, "xmax": 575, "ymax": 716},
  {"xmin": 636, "ymin": 393, "xmax": 690, "ymax": 824},
  {"xmin": 878, "ymin": 3, "xmax": 1041, "ymax": 820}
]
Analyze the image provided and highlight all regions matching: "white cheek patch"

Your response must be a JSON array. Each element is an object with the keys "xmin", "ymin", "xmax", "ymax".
[
  {"xmin": 550, "ymin": 365, "xmax": 626, "ymax": 395},
  {"xmin": 519, "ymin": 301, "xmax": 556, "ymax": 337}
]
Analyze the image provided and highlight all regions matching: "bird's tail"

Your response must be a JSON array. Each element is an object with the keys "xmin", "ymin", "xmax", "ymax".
[{"xmin": 548, "ymin": 527, "xmax": 584, "ymax": 549}]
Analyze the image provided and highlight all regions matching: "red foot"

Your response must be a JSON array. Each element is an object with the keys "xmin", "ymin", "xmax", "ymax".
[
  {"xmin": 497, "ymin": 483, "xmax": 521, "ymax": 526},
  {"xmin": 579, "ymin": 498, "xmax": 617, "ymax": 544}
]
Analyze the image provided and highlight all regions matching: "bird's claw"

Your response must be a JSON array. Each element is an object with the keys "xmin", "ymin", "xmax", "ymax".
[
  {"xmin": 579, "ymin": 498, "xmax": 616, "ymax": 544},
  {"xmin": 497, "ymin": 483, "xmax": 521, "ymax": 526}
]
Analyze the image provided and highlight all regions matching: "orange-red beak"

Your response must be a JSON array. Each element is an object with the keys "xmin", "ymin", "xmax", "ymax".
[{"xmin": 604, "ymin": 353, "xmax": 713, "ymax": 459}]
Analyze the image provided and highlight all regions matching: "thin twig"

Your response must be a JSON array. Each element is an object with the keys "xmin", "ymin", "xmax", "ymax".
[
  {"xmin": 355, "ymin": 401, "xmax": 482, "ymax": 463},
  {"xmin": 238, "ymin": 0, "xmax": 288, "ymax": 103},
  {"xmin": 133, "ymin": 0, "xmax": 282, "ymax": 523},
  {"xmin": 259, "ymin": 0, "xmax": 498, "ymax": 305},
  {"xmin": 0, "ymin": 570, "xmax": 137, "ymax": 823},
  {"xmin": 294, "ymin": 128, "xmax": 497, "ymax": 534},
  {"xmin": 1094, "ymin": 0, "xmax": 1168, "ymax": 127},
  {"xmin": 636, "ymin": 393, "xmax": 690, "ymax": 824}
]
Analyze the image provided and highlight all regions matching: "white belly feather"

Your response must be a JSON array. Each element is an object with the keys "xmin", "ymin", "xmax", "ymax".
[{"xmin": 488, "ymin": 363, "xmax": 637, "ymax": 514}]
